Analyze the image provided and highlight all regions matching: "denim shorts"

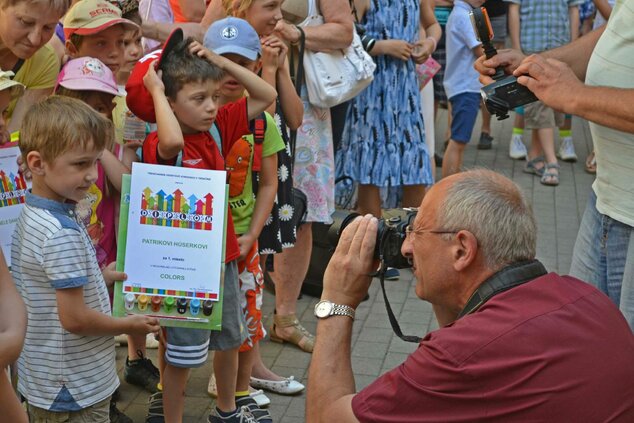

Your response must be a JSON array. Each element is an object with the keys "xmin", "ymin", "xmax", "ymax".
[
  {"xmin": 449, "ymin": 92, "xmax": 481, "ymax": 143},
  {"xmin": 570, "ymin": 190, "xmax": 634, "ymax": 330}
]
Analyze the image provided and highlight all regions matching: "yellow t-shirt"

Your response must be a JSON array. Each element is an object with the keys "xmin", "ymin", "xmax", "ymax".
[
  {"xmin": 8, "ymin": 44, "xmax": 60, "ymax": 117},
  {"xmin": 112, "ymin": 94, "xmax": 127, "ymax": 145},
  {"xmin": 585, "ymin": 0, "xmax": 634, "ymax": 226}
]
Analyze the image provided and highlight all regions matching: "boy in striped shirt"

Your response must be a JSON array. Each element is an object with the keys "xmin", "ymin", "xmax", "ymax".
[{"xmin": 10, "ymin": 96, "xmax": 159, "ymax": 422}]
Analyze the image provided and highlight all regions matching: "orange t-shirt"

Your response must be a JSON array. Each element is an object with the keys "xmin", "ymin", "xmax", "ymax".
[{"xmin": 169, "ymin": 0, "xmax": 211, "ymax": 23}]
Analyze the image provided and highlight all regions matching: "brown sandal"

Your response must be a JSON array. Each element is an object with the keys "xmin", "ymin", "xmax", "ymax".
[{"xmin": 269, "ymin": 312, "xmax": 315, "ymax": 353}]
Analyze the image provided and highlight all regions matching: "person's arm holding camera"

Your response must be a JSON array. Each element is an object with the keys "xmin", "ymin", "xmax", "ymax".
[
  {"xmin": 306, "ymin": 214, "xmax": 378, "ymax": 423},
  {"xmin": 514, "ymin": 55, "xmax": 634, "ymax": 133},
  {"xmin": 475, "ymin": 25, "xmax": 605, "ymax": 85}
]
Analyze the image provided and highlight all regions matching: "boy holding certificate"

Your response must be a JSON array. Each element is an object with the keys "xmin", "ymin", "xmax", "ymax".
[
  {"xmin": 125, "ymin": 30, "xmax": 276, "ymax": 423},
  {"xmin": 11, "ymin": 96, "xmax": 160, "ymax": 422}
]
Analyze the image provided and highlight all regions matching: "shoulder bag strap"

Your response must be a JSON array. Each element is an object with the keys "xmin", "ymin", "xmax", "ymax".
[{"xmin": 288, "ymin": 26, "xmax": 306, "ymax": 174}]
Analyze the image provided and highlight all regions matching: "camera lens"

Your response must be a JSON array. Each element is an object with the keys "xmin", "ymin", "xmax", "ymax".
[{"xmin": 360, "ymin": 35, "xmax": 376, "ymax": 53}]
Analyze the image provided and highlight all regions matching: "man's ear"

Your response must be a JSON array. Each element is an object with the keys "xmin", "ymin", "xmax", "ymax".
[
  {"xmin": 452, "ymin": 230, "xmax": 478, "ymax": 272},
  {"xmin": 26, "ymin": 151, "xmax": 46, "ymax": 176},
  {"xmin": 65, "ymin": 39, "xmax": 78, "ymax": 58}
]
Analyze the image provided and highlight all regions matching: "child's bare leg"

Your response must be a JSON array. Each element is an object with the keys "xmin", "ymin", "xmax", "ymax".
[
  {"xmin": 163, "ymin": 364, "xmax": 190, "ymax": 423},
  {"xmin": 237, "ymin": 347, "xmax": 256, "ymax": 393},
  {"xmin": 127, "ymin": 334, "xmax": 146, "ymax": 360},
  {"xmin": 158, "ymin": 335, "xmax": 166, "ymax": 388},
  {"xmin": 214, "ymin": 348, "xmax": 239, "ymax": 412},
  {"xmin": 442, "ymin": 140, "xmax": 467, "ymax": 178}
]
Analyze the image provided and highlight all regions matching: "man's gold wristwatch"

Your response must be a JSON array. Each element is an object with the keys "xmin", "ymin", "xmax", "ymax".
[{"xmin": 314, "ymin": 300, "xmax": 355, "ymax": 320}]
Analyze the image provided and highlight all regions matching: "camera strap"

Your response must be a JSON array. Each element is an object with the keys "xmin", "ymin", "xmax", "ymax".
[
  {"xmin": 378, "ymin": 263, "xmax": 423, "ymax": 343},
  {"xmin": 457, "ymin": 259, "xmax": 547, "ymax": 318},
  {"xmin": 379, "ymin": 259, "xmax": 547, "ymax": 344}
]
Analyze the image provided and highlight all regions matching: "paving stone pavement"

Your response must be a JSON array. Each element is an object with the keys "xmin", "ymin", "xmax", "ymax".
[{"xmin": 114, "ymin": 111, "xmax": 596, "ymax": 422}]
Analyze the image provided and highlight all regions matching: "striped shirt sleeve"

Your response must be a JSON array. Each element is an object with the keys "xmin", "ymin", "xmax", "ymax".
[{"xmin": 43, "ymin": 229, "xmax": 90, "ymax": 289}]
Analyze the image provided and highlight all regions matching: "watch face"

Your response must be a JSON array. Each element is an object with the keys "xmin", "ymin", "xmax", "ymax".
[{"xmin": 315, "ymin": 301, "xmax": 332, "ymax": 318}]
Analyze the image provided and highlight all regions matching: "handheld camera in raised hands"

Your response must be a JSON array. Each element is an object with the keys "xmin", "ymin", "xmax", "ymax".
[{"xmin": 470, "ymin": 7, "xmax": 537, "ymax": 120}]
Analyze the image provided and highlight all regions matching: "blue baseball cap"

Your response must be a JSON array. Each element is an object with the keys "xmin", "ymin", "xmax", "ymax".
[{"xmin": 204, "ymin": 17, "xmax": 261, "ymax": 61}]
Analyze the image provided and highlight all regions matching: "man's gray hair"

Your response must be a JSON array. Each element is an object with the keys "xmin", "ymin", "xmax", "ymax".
[{"xmin": 438, "ymin": 169, "xmax": 536, "ymax": 269}]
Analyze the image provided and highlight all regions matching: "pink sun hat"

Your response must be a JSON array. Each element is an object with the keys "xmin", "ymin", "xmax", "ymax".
[{"xmin": 55, "ymin": 57, "xmax": 120, "ymax": 96}]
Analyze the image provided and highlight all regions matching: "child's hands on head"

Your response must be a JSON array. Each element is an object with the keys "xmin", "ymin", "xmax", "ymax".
[
  {"xmin": 190, "ymin": 41, "xmax": 222, "ymax": 66},
  {"xmin": 261, "ymin": 35, "xmax": 288, "ymax": 70},
  {"xmin": 143, "ymin": 60, "xmax": 165, "ymax": 95}
]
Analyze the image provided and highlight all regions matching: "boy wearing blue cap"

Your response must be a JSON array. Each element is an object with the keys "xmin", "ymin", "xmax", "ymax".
[{"xmin": 203, "ymin": 16, "xmax": 303, "ymax": 419}]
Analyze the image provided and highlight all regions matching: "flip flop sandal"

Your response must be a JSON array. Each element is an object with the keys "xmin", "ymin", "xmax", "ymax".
[
  {"xmin": 540, "ymin": 163, "xmax": 561, "ymax": 186},
  {"xmin": 523, "ymin": 156, "xmax": 545, "ymax": 177}
]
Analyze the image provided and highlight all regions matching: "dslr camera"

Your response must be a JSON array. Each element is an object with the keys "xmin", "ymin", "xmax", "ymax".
[
  {"xmin": 470, "ymin": 7, "xmax": 537, "ymax": 120},
  {"xmin": 329, "ymin": 208, "xmax": 417, "ymax": 270}
]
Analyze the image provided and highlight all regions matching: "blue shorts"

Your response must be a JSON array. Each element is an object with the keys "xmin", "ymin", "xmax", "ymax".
[{"xmin": 449, "ymin": 92, "xmax": 481, "ymax": 144}]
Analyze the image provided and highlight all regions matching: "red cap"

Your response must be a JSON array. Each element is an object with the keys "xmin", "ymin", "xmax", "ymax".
[{"xmin": 125, "ymin": 29, "xmax": 184, "ymax": 123}]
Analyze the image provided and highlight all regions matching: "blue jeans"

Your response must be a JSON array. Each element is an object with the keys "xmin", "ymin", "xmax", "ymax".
[{"xmin": 570, "ymin": 190, "xmax": 634, "ymax": 331}]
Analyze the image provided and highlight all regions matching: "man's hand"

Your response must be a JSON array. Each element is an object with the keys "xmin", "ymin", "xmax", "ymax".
[
  {"xmin": 322, "ymin": 214, "xmax": 378, "ymax": 309},
  {"xmin": 123, "ymin": 314, "xmax": 160, "ymax": 335},
  {"xmin": 143, "ymin": 60, "xmax": 165, "ymax": 95},
  {"xmin": 102, "ymin": 262, "xmax": 126, "ymax": 290},
  {"xmin": 514, "ymin": 55, "xmax": 584, "ymax": 114},
  {"xmin": 474, "ymin": 48, "xmax": 526, "ymax": 84}
]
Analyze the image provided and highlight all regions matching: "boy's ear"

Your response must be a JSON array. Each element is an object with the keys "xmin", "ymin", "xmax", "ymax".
[
  {"xmin": 26, "ymin": 151, "xmax": 46, "ymax": 176},
  {"xmin": 254, "ymin": 58, "xmax": 263, "ymax": 74},
  {"xmin": 65, "ymin": 39, "xmax": 78, "ymax": 58}
]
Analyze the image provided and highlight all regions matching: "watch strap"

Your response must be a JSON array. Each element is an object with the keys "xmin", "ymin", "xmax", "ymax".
[{"xmin": 331, "ymin": 303, "xmax": 355, "ymax": 320}]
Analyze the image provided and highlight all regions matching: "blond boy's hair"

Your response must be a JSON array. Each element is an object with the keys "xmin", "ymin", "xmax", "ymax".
[
  {"xmin": 20, "ymin": 96, "xmax": 112, "ymax": 163},
  {"xmin": 0, "ymin": 0, "xmax": 69, "ymax": 15}
]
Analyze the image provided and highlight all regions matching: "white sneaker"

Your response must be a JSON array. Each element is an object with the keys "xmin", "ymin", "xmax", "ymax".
[
  {"xmin": 146, "ymin": 333, "xmax": 159, "ymax": 349},
  {"xmin": 558, "ymin": 137, "xmax": 578, "ymax": 162},
  {"xmin": 509, "ymin": 134, "xmax": 527, "ymax": 159},
  {"xmin": 114, "ymin": 334, "xmax": 127, "ymax": 346}
]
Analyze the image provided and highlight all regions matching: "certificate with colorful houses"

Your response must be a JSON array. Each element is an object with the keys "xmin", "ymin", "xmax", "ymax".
[
  {"xmin": 113, "ymin": 163, "xmax": 228, "ymax": 329},
  {"xmin": 0, "ymin": 144, "xmax": 28, "ymax": 267}
]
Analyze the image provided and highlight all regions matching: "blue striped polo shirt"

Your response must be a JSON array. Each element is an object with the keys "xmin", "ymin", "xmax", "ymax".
[{"xmin": 10, "ymin": 192, "xmax": 118, "ymax": 411}]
